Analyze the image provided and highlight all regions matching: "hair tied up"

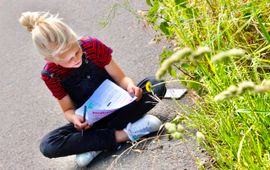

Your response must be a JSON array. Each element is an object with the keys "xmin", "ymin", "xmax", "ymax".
[
  {"xmin": 19, "ymin": 11, "xmax": 47, "ymax": 32},
  {"xmin": 18, "ymin": 11, "xmax": 78, "ymax": 59}
]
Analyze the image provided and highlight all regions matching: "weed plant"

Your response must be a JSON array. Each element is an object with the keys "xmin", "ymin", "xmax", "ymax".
[{"xmin": 144, "ymin": 0, "xmax": 270, "ymax": 169}]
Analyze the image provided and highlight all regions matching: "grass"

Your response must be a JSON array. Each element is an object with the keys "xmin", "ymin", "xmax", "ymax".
[{"xmin": 143, "ymin": 0, "xmax": 270, "ymax": 169}]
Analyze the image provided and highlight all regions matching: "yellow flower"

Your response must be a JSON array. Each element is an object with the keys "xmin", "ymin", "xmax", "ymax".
[{"xmin": 145, "ymin": 81, "xmax": 153, "ymax": 92}]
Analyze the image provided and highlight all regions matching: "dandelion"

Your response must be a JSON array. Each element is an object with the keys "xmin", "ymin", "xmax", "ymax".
[
  {"xmin": 211, "ymin": 49, "xmax": 245, "ymax": 63},
  {"xmin": 145, "ymin": 81, "xmax": 153, "ymax": 92}
]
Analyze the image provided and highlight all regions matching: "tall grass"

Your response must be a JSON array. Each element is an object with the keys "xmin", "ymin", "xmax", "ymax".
[{"xmin": 144, "ymin": 0, "xmax": 270, "ymax": 169}]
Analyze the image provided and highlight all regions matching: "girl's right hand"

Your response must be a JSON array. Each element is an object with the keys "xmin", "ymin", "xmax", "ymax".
[{"xmin": 72, "ymin": 114, "xmax": 91, "ymax": 131}]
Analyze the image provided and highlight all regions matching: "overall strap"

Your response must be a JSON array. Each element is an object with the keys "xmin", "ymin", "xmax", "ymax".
[
  {"xmin": 41, "ymin": 69, "xmax": 62, "ymax": 81},
  {"xmin": 78, "ymin": 39, "xmax": 89, "ymax": 64},
  {"xmin": 41, "ymin": 39, "xmax": 87, "ymax": 81}
]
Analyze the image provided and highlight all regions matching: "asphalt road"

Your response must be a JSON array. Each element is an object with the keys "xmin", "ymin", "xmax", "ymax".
[{"xmin": 0, "ymin": 0, "xmax": 206, "ymax": 169}]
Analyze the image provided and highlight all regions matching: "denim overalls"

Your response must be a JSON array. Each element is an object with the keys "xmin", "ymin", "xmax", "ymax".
[{"xmin": 40, "ymin": 42, "xmax": 167, "ymax": 158}]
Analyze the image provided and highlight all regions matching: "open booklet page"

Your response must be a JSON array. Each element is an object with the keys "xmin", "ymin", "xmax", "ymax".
[{"xmin": 75, "ymin": 79, "xmax": 137, "ymax": 124}]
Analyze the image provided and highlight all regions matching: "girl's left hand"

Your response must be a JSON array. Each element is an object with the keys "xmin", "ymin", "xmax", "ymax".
[{"xmin": 127, "ymin": 84, "xmax": 143, "ymax": 101}]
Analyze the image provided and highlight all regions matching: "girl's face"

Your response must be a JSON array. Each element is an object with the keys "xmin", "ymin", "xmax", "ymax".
[{"xmin": 55, "ymin": 42, "xmax": 83, "ymax": 68}]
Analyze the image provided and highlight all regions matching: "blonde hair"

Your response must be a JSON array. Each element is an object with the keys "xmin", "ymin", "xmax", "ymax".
[{"xmin": 19, "ymin": 11, "xmax": 78, "ymax": 61}]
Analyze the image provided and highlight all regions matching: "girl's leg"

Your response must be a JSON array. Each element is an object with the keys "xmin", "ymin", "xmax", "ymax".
[
  {"xmin": 40, "ymin": 77, "xmax": 166, "ymax": 158},
  {"xmin": 40, "ymin": 123, "xmax": 117, "ymax": 158}
]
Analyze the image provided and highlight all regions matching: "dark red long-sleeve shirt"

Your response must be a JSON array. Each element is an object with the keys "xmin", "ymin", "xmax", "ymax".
[{"xmin": 41, "ymin": 37, "xmax": 112, "ymax": 100}]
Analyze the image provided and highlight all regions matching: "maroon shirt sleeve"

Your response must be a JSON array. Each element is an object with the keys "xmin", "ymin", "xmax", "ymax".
[
  {"xmin": 81, "ymin": 37, "xmax": 112, "ymax": 68},
  {"xmin": 41, "ymin": 63, "xmax": 67, "ymax": 100}
]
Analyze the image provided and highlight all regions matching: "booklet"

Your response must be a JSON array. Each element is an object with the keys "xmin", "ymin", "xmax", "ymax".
[
  {"xmin": 164, "ymin": 88, "xmax": 187, "ymax": 99},
  {"xmin": 75, "ymin": 79, "xmax": 137, "ymax": 125}
]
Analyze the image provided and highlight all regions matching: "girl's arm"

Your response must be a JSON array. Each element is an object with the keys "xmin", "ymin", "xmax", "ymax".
[
  {"xmin": 105, "ymin": 59, "xmax": 143, "ymax": 101},
  {"xmin": 57, "ymin": 95, "xmax": 90, "ymax": 130}
]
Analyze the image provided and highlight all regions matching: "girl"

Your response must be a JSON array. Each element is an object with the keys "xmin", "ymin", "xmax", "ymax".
[{"xmin": 19, "ymin": 11, "xmax": 166, "ymax": 167}]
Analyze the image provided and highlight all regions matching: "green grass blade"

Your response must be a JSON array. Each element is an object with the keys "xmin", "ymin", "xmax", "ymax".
[{"xmin": 257, "ymin": 15, "xmax": 270, "ymax": 44}]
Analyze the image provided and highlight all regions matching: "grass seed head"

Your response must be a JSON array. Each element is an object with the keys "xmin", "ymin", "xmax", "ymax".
[
  {"xmin": 261, "ymin": 80, "xmax": 270, "ymax": 87},
  {"xmin": 212, "ymin": 49, "xmax": 245, "ymax": 63},
  {"xmin": 155, "ymin": 66, "xmax": 168, "ymax": 80},
  {"xmin": 254, "ymin": 80, "xmax": 270, "ymax": 92},
  {"xmin": 214, "ymin": 94, "xmax": 227, "ymax": 101},
  {"xmin": 214, "ymin": 89, "xmax": 234, "ymax": 101},
  {"xmin": 238, "ymin": 81, "xmax": 255, "ymax": 94},
  {"xmin": 254, "ymin": 86, "xmax": 268, "ymax": 92},
  {"xmin": 155, "ymin": 48, "xmax": 192, "ymax": 79},
  {"xmin": 170, "ymin": 48, "xmax": 193, "ymax": 62},
  {"xmin": 227, "ymin": 85, "xmax": 239, "ymax": 95},
  {"xmin": 191, "ymin": 47, "xmax": 211, "ymax": 59}
]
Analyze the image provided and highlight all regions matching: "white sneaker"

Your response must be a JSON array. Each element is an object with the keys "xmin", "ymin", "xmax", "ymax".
[
  {"xmin": 75, "ymin": 151, "xmax": 102, "ymax": 167},
  {"xmin": 124, "ymin": 114, "xmax": 162, "ymax": 142}
]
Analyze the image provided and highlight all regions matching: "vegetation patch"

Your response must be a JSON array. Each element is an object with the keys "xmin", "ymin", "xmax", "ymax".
[{"xmin": 142, "ymin": 0, "xmax": 270, "ymax": 169}]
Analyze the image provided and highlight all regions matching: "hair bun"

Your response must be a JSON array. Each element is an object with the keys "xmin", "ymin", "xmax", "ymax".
[{"xmin": 19, "ymin": 11, "xmax": 47, "ymax": 32}]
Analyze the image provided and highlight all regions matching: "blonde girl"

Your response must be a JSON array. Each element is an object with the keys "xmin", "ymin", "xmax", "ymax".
[{"xmin": 19, "ymin": 11, "xmax": 166, "ymax": 167}]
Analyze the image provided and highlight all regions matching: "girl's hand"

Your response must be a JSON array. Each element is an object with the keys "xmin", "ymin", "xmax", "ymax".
[
  {"xmin": 127, "ymin": 84, "xmax": 143, "ymax": 101},
  {"xmin": 72, "ymin": 114, "xmax": 91, "ymax": 131}
]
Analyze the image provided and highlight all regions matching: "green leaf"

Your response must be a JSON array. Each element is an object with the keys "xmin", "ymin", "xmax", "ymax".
[
  {"xmin": 187, "ymin": 81, "xmax": 198, "ymax": 90},
  {"xmin": 169, "ymin": 67, "xmax": 177, "ymax": 78},
  {"xmin": 146, "ymin": 0, "xmax": 153, "ymax": 6},
  {"xmin": 241, "ymin": 3, "xmax": 252, "ymax": 19},
  {"xmin": 160, "ymin": 49, "xmax": 174, "ymax": 58},
  {"xmin": 160, "ymin": 21, "xmax": 170, "ymax": 35},
  {"xmin": 183, "ymin": 7, "xmax": 193, "ymax": 19},
  {"xmin": 181, "ymin": 63, "xmax": 190, "ymax": 69},
  {"xmin": 175, "ymin": 0, "xmax": 187, "ymax": 7},
  {"xmin": 147, "ymin": 2, "xmax": 159, "ymax": 24},
  {"xmin": 257, "ymin": 15, "xmax": 270, "ymax": 45},
  {"xmin": 236, "ymin": 109, "xmax": 270, "ymax": 114}
]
